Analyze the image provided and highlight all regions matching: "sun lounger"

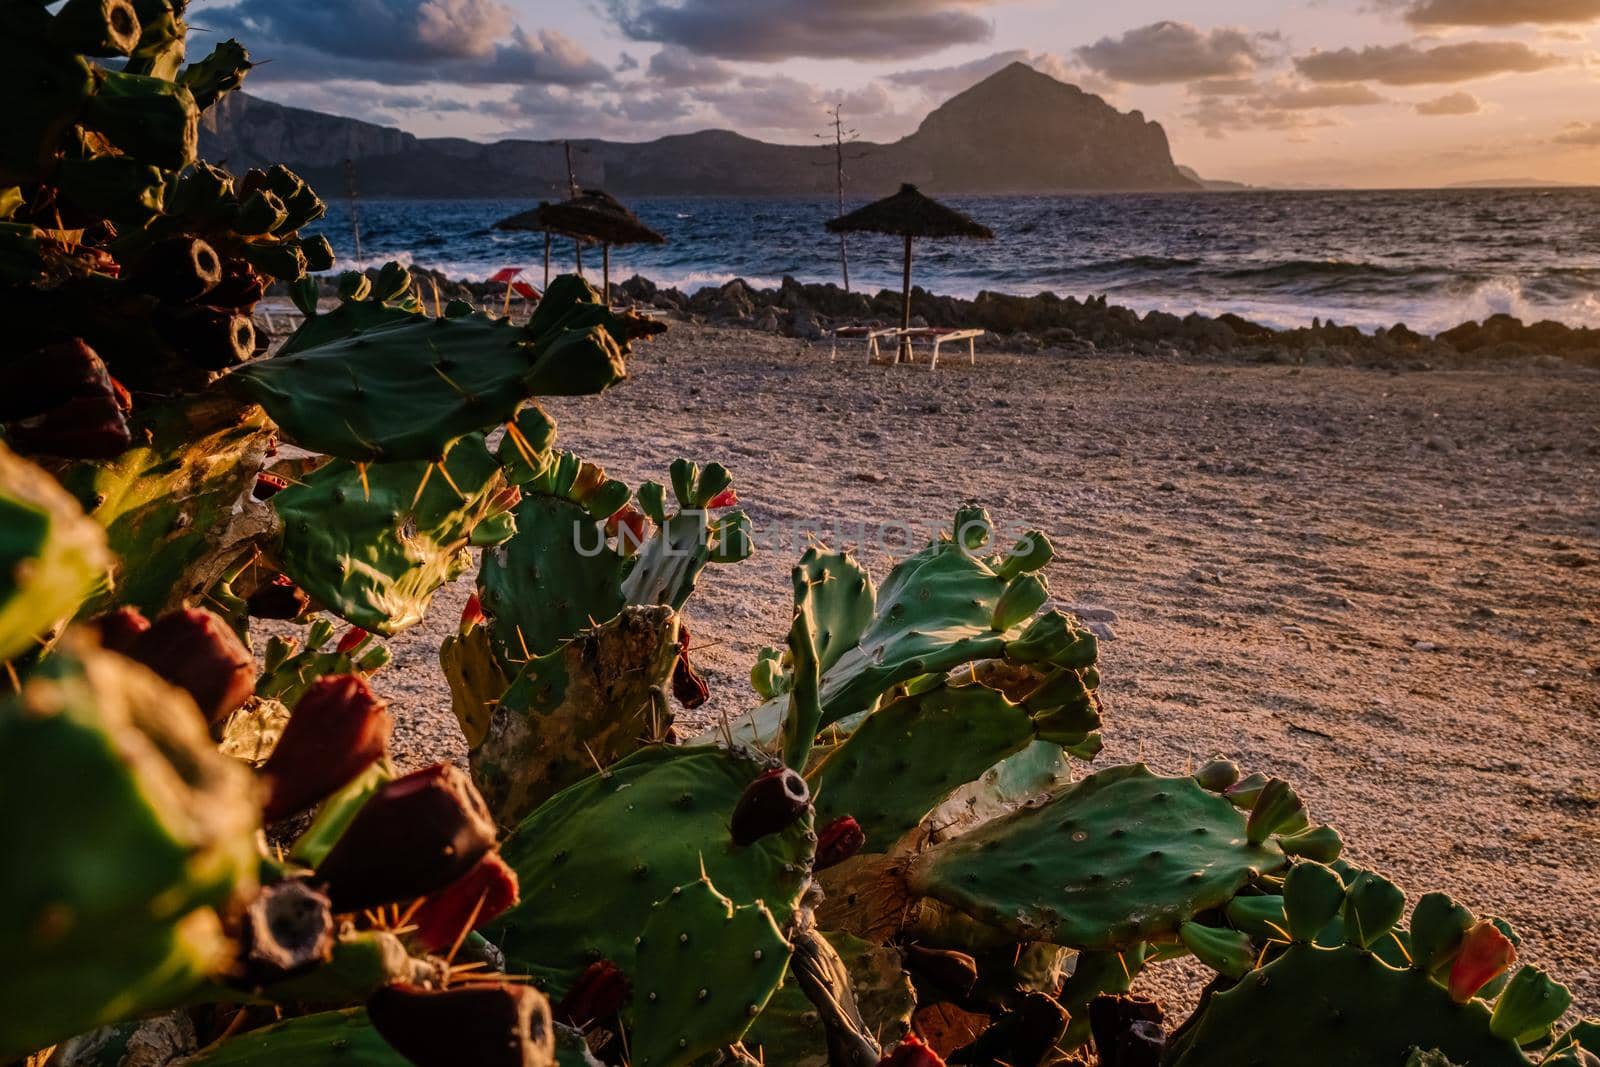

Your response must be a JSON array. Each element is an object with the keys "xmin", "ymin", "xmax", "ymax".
[
  {"xmin": 828, "ymin": 325, "xmax": 901, "ymax": 363},
  {"xmin": 893, "ymin": 327, "xmax": 985, "ymax": 369}
]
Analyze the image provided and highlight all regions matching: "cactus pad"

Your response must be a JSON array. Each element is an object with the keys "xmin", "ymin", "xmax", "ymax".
[
  {"xmin": 0, "ymin": 634, "xmax": 258, "ymax": 1058},
  {"xmin": 180, "ymin": 1009, "xmax": 407, "ymax": 1066},
  {"xmin": 487, "ymin": 745, "xmax": 814, "ymax": 995},
  {"xmin": 57, "ymin": 395, "xmax": 273, "ymax": 616},
  {"xmin": 469, "ymin": 606, "xmax": 679, "ymax": 825},
  {"xmin": 1167, "ymin": 942, "xmax": 1533, "ymax": 1066},
  {"xmin": 272, "ymin": 434, "xmax": 506, "ymax": 635},
  {"xmin": 906, "ymin": 764, "xmax": 1287, "ymax": 950},
  {"xmin": 229, "ymin": 276, "xmax": 629, "ymax": 462},
  {"xmin": 0, "ymin": 441, "xmax": 112, "ymax": 659},
  {"xmin": 628, "ymin": 876, "xmax": 791, "ymax": 1067},
  {"xmin": 811, "ymin": 683, "xmax": 1038, "ymax": 851}
]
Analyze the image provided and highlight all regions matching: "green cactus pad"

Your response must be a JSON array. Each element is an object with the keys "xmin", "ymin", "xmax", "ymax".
[
  {"xmin": 439, "ymin": 622, "xmax": 510, "ymax": 749},
  {"xmin": 469, "ymin": 606, "xmax": 679, "ymax": 826},
  {"xmin": 1167, "ymin": 942, "xmax": 1534, "ymax": 1067},
  {"xmin": 180, "ymin": 1009, "xmax": 407, "ymax": 1066},
  {"xmin": 273, "ymin": 434, "xmax": 505, "ymax": 635},
  {"xmin": 487, "ymin": 745, "xmax": 814, "ymax": 996},
  {"xmin": 57, "ymin": 395, "xmax": 273, "ymax": 617},
  {"xmin": 478, "ymin": 491, "xmax": 627, "ymax": 663},
  {"xmin": 229, "ymin": 277, "xmax": 629, "ymax": 462},
  {"xmin": 0, "ymin": 442, "xmax": 112, "ymax": 659},
  {"xmin": 717, "ymin": 527, "xmax": 1097, "ymax": 755},
  {"xmin": 812, "ymin": 683, "xmax": 1037, "ymax": 851},
  {"xmin": 0, "ymin": 634, "xmax": 258, "ymax": 1059},
  {"xmin": 628, "ymin": 876, "xmax": 791, "ymax": 1067},
  {"xmin": 906, "ymin": 764, "xmax": 1287, "ymax": 950}
]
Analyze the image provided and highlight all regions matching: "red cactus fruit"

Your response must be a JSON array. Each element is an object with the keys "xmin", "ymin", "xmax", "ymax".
[
  {"xmin": 315, "ymin": 763, "xmax": 498, "ymax": 913},
  {"xmin": 554, "ymin": 959, "xmax": 631, "ymax": 1027},
  {"xmin": 260, "ymin": 675, "xmax": 392, "ymax": 822},
  {"xmin": 815, "ymin": 815, "xmax": 866, "ymax": 871},
  {"xmin": 705, "ymin": 488, "xmax": 739, "ymax": 510},
  {"xmin": 252, "ymin": 472, "xmax": 289, "ymax": 500},
  {"xmin": 94, "ymin": 606, "xmax": 150, "ymax": 655},
  {"xmin": 126, "ymin": 607, "xmax": 254, "ymax": 728},
  {"xmin": 335, "ymin": 627, "xmax": 370, "ymax": 654},
  {"xmin": 605, "ymin": 504, "xmax": 649, "ymax": 546},
  {"xmin": 0, "ymin": 339, "xmax": 116, "ymax": 422},
  {"xmin": 731, "ymin": 767, "xmax": 811, "ymax": 846},
  {"xmin": 1448, "ymin": 921, "xmax": 1517, "ymax": 1003},
  {"xmin": 246, "ymin": 573, "xmax": 311, "ymax": 620},
  {"xmin": 367, "ymin": 982, "xmax": 554, "ymax": 1067},
  {"xmin": 671, "ymin": 621, "xmax": 709, "ymax": 710},
  {"xmin": 460, "ymin": 593, "xmax": 487, "ymax": 635},
  {"xmin": 7, "ymin": 393, "xmax": 132, "ymax": 459},
  {"xmin": 410, "ymin": 852, "xmax": 520, "ymax": 954},
  {"xmin": 880, "ymin": 1033, "xmax": 946, "ymax": 1066}
]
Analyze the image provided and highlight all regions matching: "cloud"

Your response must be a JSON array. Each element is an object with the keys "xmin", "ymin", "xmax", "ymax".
[
  {"xmin": 1185, "ymin": 77, "xmax": 1387, "ymax": 136},
  {"xmin": 194, "ymin": 1, "xmax": 611, "ymax": 86},
  {"xmin": 1401, "ymin": 0, "xmax": 1600, "ymax": 26},
  {"xmin": 1554, "ymin": 119, "xmax": 1600, "ymax": 143},
  {"xmin": 1415, "ymin": 90, "xmax": 1483, "ymax": 114},
  {"xmin": 1295, "ymin": 41, "xmax": 1563, "ymax": 85},
  {"xmin": 646, "ymin": 45, "xmax": 736, "ymax": 87},
  {"xmin": 605, "ymin": 0, "xmax": 1005, "ymax": 61},
  {"xmin": 1075, "ymin": 21, "xmax": 1280, "ymax": 85}
]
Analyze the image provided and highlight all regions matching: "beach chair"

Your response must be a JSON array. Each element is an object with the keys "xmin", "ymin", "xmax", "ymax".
[
  {"xmin": 893, "ymin": 327, "xmax": 986, "ymax": 369},
  {"xmin": 828, "ymin": 325, "xmax": 901, "ymax": 363}
]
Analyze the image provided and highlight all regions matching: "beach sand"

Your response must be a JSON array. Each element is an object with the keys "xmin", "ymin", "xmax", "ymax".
[{"xmin": 371, "ymin": 323, "xmax": 1600, "ymax": 1012}]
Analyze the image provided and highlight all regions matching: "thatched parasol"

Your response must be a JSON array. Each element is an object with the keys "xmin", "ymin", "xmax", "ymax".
[
  {"xmin": 494, "ymin": 189, "xmax": 665, "ymax": 302},
  {"xmin": 826, "ymin": 184, "xmax": 994, "ymax": 362}
]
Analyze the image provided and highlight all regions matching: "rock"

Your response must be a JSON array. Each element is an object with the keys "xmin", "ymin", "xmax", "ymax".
[
  {"xmin": 1412, "ymin": 640, "xmax": 1441, "ymax": 652},
  {"xmin": 1086, "ymin": 621, "xmax": 1117, "ymax": 641},
  {"xmin": 1067, "ymin": 605, "xmax": 1119, "ymax": 623}
]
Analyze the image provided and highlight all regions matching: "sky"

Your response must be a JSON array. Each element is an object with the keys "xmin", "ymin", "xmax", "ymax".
[{"xmin": 187, "ymin": 0, "xmax": 1600, "ymax": 187}]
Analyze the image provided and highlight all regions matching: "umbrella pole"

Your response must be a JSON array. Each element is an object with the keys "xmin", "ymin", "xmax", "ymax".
[
  {"xmin": 603, "ymin": 244, "xmax": 610, "ymax": 306},
  {"xmin": 900, "ymin": 234, "xmax": 913, "ymax": 364},
  {"xmin": 543, "ymin": 232, "xmax": 551, "ymax": 288},
  {"xmin": 576, "ymin": 237, "xmax": 584, "ymax": 277}
]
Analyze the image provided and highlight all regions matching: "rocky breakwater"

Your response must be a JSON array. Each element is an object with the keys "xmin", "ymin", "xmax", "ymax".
[{"xmin": 612, "ymin": 274, "xmax": 1600, "ymax": 370}]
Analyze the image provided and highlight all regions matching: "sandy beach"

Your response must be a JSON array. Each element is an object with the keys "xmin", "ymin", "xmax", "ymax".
[{"xmin": 367, "ymin": 322, "xmax": 1600, "ymax": 1011}]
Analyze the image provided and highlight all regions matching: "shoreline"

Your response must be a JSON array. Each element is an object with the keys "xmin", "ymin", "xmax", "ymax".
[{"xmin": 299, "ymin": 264, "xmax": 1600, "ymax": 370}]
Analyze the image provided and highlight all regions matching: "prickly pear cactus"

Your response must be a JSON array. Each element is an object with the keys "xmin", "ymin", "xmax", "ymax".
[
  {"xmin": 717, "ymin": 511, "xmax": 1093, "ymax": 754},
  {"xmin": 811, "ymin": 682, "xmax": 1039, "ymax": 851},
  {"xmin": 0, "ymin": 632, "xmax": 259, "ymax": 1059},
  {"xmin": 468, "ymin": 605, "xmax": 679, "ymax": 825},
  {"xmin": 0, "ymin": 441, "xmax": 111, "ymax": 659},
  {"xmin": 628, "ymin": 875, "xmax": 791, "ymax": 1067},
  {"xmin": 271, "ymin": 433, "xmax": 511, "ymax": 635},
  {"xmin": 486, "ymin": 745, "xmax": 815, "ymax": 996},
  {"xmin": 906, "ymin": 764, "xmax": 1288, "ymax": 950},
  {"xmin": 229, "ymin": 273, "xmax": 633, "ymax": 463},
  {"xmin": 54, "ymin": 395, "xmax": 275, "ymax": 616},
  {"xmin": 1166, "ymin": 941, "xmax": 1534, "ymax": 1066}
]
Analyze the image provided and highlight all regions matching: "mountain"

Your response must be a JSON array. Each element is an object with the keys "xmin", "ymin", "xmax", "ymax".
[
  {"xmin": 1176, "ymin": 165, "xmax": 1250, "ymax": 192},
  {"xmin": 200, "ymin": 63, "xmax": 1199, "ymax": 198}
]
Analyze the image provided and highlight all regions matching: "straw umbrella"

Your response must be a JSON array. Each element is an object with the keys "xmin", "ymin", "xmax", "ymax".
[
  {"xmin": 493, "ymin": 189, "xmax": 665, "ymax": 303},
  {"xmin": 826, "ymin": 183, "xmax": 994, "ymax": 362}
]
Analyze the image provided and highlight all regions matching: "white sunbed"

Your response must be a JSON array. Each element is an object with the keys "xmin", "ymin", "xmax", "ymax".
[
  {"xmin": 892, "ymin": 327, "xmax": 986, "ymax": 369},
  {"xmin": 828, "ymin": 325, "xmax": 902, "ymax": 363}
]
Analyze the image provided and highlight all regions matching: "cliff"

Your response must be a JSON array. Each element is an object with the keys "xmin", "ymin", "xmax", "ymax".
[{"xmin": 201, "ymin": 63, "xmax": 1198, "ymax": 197}]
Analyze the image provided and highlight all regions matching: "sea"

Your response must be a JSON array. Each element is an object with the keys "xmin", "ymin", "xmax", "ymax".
[{"xmin": 304, "ymin": 187, "xmax": 1600, "ymax": 335}]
